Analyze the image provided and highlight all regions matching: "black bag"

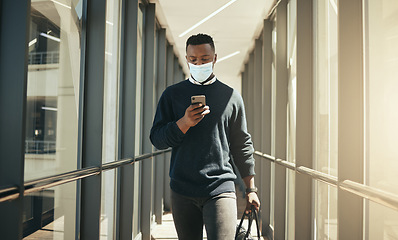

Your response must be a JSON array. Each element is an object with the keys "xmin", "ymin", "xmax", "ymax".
[{"xmin": 235, "ymin": 205, "xmax": 261, "ymax": 240}]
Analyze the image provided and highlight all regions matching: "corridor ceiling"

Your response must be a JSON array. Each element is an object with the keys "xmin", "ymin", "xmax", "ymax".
[{"xmin": 152, "ymin": 0, "xmax": 275, "ymax": 92}]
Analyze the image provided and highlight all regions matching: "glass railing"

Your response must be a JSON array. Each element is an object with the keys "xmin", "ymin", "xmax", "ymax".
[
  {"xmin": 254, "ymin": 151, "xmax": 398, "ymax": 212},
  {"xmin": 25, "ymin": 140, "xmax": 56, "ymax": 154},
  {"xmin": 28, "ymin": 51, "xmax": 60, "ymax": 65},
  {"xmin": 0, "ymin": 149, "xmax": 171, "ymax": 203}
]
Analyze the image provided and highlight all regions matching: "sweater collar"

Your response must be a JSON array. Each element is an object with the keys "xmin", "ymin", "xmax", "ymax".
[{"xmin": 189, "ymin": 75, "xmax": 217, "ymax": 85}]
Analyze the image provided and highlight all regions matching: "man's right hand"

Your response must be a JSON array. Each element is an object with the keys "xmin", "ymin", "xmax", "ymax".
[{"xmin": 176, "ymin": 104, "xmax": 210, "ymax": 134}]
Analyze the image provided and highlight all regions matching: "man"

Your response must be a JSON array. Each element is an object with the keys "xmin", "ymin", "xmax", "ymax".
[{"xmin": 150, "ymin": 33, "xmax": 260, "ymax": 240}]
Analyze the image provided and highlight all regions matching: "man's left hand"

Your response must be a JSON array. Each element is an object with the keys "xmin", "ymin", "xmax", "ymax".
[{"xmin": 245, "ymin": 192, "xmax": 260, "ymax": 214}]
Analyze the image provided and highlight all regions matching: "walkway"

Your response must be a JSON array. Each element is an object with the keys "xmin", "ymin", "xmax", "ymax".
[{"xmin": 151, "ymin": 187, "xmax": 265, "ymax": 240}]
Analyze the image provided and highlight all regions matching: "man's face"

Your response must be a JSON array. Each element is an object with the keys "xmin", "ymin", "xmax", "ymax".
[{"xmin": 186, "ymin": 43, "xmax": 217, "ymax": 66}]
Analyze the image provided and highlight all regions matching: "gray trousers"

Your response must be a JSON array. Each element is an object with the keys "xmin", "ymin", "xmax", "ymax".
[{"xmin": 171, "ymin": 190, "xmax": 237, "ymax": 240}]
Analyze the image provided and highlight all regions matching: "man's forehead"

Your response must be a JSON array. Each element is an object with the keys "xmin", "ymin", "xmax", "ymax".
[
  {"xmin": 186, "ymin": 43, "xmax": 214, "ymax": 52},
  {"xmin": 187, "ymin": 47, "xmax": 214, "ymax": 59},
  {"xmin": 187, "ymin": 53, "xmax": 211, "ymax": 57}
]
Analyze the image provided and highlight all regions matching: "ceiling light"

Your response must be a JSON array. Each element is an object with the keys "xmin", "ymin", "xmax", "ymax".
[
  {"xmin": 41, "ymin": 107, "xmax": 58, "ymax": 111},
  {"xmin": 217, "ymin": 51, "xmax": 240, "ymax": 63},
  {"xmin": 329, "ymin": 0, "xmax": 337, "ymax": 14},
  {"xmin": 178, "ymin": 0, "xmax": 238, "ymax": 38},
  {"xmin": 51, "ymin": 0, "xmax": 72, "ymax": 9},
  {"xmin": 29, "ymin": 38, "xmax": 37, "ymax": 47},
  {"xmin": 40, "ymin": 33, "xmax": 61, "ymax": 42}
]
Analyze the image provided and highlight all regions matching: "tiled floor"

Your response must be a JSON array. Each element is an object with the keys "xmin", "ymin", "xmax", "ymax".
[
  {"xmin": 24, "ymin": 187, "xmax": 266, "ymax": 240},
  {"xmin": 151, "ymin": 212, "xmax": 264, "ymax": 240},
  {"xmin": 24, "ymin": 216, "xmax": 65, "ymax": 240},
  {"xmin": 151, "ymin": 212, "xmax": 192, "ymax": 240},
  {"xmin": 151, "ymin": 187, "xmax": 265, "ymax": 240}
]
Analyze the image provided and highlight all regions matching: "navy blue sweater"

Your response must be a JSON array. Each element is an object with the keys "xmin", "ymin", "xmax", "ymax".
[{"xmin": 150, "ymin": 79, "xmax": 255, "ymax": 197}]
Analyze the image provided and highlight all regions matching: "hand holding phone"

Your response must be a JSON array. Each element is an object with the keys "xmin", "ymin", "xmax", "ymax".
[
  {"xmin": 189, "ymin": 94, "xmax": 209, "ymax": 121},
  {"xmin": 176, "ymin": 95, "xmax": 210, "ymax": 134},
  {"xmin": 191, "ymin": 95, "xmax": 206, "ymax": 106}
]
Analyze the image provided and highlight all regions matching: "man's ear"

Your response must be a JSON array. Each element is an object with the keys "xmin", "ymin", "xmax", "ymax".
[
  {"xmin": 185, "ymin": 55, "xmax": 190, "ymax": 67},
  {"xmin": 213, "ymin": 54, "xmax": 217, "ymax": 64}
]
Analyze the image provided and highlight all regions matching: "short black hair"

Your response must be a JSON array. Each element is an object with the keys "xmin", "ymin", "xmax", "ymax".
[{"xmin": 186, "ymin": 33, "xmax": 215, "ymax": 52}]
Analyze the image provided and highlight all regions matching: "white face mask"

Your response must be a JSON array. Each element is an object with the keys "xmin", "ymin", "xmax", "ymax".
[{"xmin": 188, "ymin": 62, "xmax": 214, "ymax": 83}]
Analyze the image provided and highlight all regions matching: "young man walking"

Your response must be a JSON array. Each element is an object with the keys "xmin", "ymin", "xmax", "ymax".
[{"xmin": 150, "ymin": 33, "xmax": 260, "ymax": 240}]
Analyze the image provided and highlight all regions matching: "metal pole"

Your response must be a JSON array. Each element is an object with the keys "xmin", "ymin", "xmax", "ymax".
[
  {"xmin": 117, "ymin": 0, "xmax": 138, "ymax": 238},
  {"xmin": 79, "ymin": 0, "xmax": 106, "ymax": 238},
  {"xmin": 253, "ymin": 38, "xmax": 263, "ymax": 210},
  {"xmin": 261, "ymin": 19, "xmax": 273, "ymax": 240},
  {"xmin": 338, "ymin": 0, "xmax": 364, "ymax": 238},
  {"xmin": 247, "ymin": 53, "xmax": 255, "ymax": 137},
  {"xmin": 154, "ymin": 28, "xmax": 167, "ymax": 224},
  {"xmin": 141, "ymin": 3, "xmax": 157, "ymax": 240},
  {"xmin": 0, "ymin": 0, "xmax": 31, "ymax": 238},
  {"xmin": 274, "ymin": 1, "xmax": 288, "ymax": 239},
  {"xmin": 295, "ymin": 0, "xmax": 313, "ymax": 238},
  {"xmin": 164, "ymin": 44, "xmax": 175, "ymax": 211}
]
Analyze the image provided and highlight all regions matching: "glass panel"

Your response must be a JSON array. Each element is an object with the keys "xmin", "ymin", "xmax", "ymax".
[
  {"xmin": 270, "ymin": 19, "xmax": 277, "ymax": 229},
  {"xmin": 23, "ymin": 181, "xmax": 77, "ymax": 239},
  {"xmin": 313, "ymin": 0, "xmax": 338, "ymax": 239},
  {"xmin": 287, "ymin": 0, "xmax": 297, "ymax": 165},
  {"xmin": 103, "ymin": 0, "xmax": 121, "ymax": 164},
  {"xmin": 151, "ymin": 27, "xmax": 158, "ymax": 223},
  {"xmin": 136, "ymin": 3, "xmax": 144, "ymax": 157},
  {"xmin": 314, "ymin": 181, "xmax": 337, "ymax": 240},
  {"xmin": 313, "ymin": 0, "xmax": 338, "ymax": 176},
  {"xmin": 100, "ymin": 0, "xmax": 121, "ymax": 238},
  {"xmin": 367, "ymin": 201, "xmax": 398, "ymax": 239},
  {"xmin": 365, "ymin": 0, "xmax": 398, "ymax": 199},
  {"xmin": 101, "ymin": 169, "xmax": 116, "ymax": 240},
  {"xmin": 286, "ymin": 169, "xmax": 295, "ymax": 240},
  {"xmin": 23, "ymin": 197, "xmax": 34, "ymax": 223},
  {"xmin": 286, "ymin": 0, "xmax": 297, "ymax": 239},
  {"xmin": 132, "ymin": 3, "xmax": 145, "ymax": 237},
  {"xmin": 24, "ymin": 0, "xmax": 83, "ymax": 180},
  {"xmin": 365, "ymin": 0, "xmax": 398, "ymax": 238}
]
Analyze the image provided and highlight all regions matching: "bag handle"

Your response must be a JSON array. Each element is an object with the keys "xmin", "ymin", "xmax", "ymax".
[
  {"xmin": 235, "ymin": 205, "xmax": 261, "ymax": 239},
  {"xmin": 252, "ymin": 206, "xmax": 261, "ymax": 239}
]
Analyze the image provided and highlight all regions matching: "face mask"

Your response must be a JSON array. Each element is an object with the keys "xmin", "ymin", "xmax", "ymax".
[{"xmin": 188, "ymin": 62, "xmax": 214, "ymax": 83}]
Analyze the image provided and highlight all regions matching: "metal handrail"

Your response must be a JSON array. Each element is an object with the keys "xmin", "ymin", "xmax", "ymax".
[
  {"xmin": 254, "ymin": 151, "xmax": 275, "ymax": 162},
  {"xmin": 340, "ymin": 180, "xmax": 398, "ymax": 212},
  {"xmin": 24, "ymin": 170, "xmax": 100, "ymax": 195},
  {"xmin": 0, "ymin": 185, "xmax": 18, "ymax": 195},
  {"xmin": 296, "ymin": 166, "xmax": 338, "ymax": 186},
  {"xmin": 102, "ymin": 158, "xmax": 134, "ymax": 171},
  {"xmin": 24, "ymin": 166, "xmax": 100, "ymax": 187},
  {"xmin": 0, "ymin": 186, "xmax": 19, "ymax": 202},
  {"xmin": 0, "ymin": 149, "xmax": 171, "ymax": 203},
  {"xmin": 101, "ymin": 148, "xmax": 170, "ymax": 171},
  {"xmin": 275, "ymin": 158, "xmax": 296, "ymax": 170},
  {"xmin": 254, "ymin": 151, "xmax": 295, "ymax": 169},
  {"xmin": 254, "ymin": 151, "xmax": 398, "ymax": 211}
]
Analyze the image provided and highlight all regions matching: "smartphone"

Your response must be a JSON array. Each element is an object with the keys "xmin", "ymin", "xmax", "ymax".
[{"xmin": 191, "ymin": 95, "xmax": 206, "ymax": 106}]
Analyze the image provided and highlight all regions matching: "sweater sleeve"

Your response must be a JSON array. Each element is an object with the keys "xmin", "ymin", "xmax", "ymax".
[
  {"xmin": 229, "ymin": 94, "xmax": 255, "ymax": 178},
  {"xmin": 150, "ymin": 90, "xmax": 185, "ymax": 149}
]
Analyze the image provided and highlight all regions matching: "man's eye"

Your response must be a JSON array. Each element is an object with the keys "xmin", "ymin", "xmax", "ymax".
[{"xmin": 202, "ymin": 59, "xmax": 210, "ymax": 62}]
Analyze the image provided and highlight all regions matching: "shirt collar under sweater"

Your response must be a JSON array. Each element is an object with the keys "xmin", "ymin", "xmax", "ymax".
[{"xmin": 189, "ymin": 75, "xmax": 217, "ymax": 85}]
